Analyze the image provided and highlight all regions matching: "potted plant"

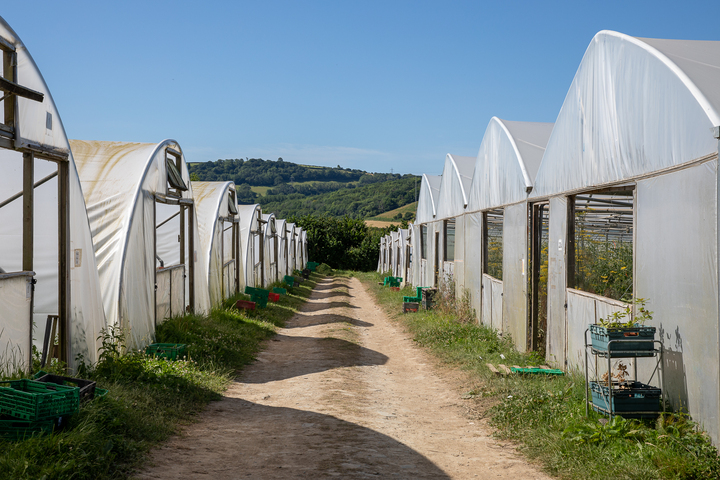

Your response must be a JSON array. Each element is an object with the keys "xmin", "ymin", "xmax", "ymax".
[{"xmin": 590, "ymin": 298, "xmax": 656, "ymax": 356}]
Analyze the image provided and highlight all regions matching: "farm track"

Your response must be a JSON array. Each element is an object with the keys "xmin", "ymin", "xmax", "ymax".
[{"xmin": 136, "ymin": 276, "xmax": 550, "ymax": 479}]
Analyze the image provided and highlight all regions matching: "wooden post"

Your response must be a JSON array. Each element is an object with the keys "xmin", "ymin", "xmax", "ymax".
[
  {"xmin": 22, "ymin": 152, "xmax": 33, "ymax": 368},
  {"xmin": 188, "ymin": 205, "xmax": 195, "ymax": 312},
  {"xmin": 57, "ymin": 160, "xmax": 70, "ymax": 366}
]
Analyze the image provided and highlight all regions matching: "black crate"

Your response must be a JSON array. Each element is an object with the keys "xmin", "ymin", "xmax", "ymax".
[{"xmin": 35, "ymin": 374, "xmax": 97, "ymax": 402}]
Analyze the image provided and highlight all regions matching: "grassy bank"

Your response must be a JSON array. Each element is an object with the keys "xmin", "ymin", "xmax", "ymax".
[
  {"xmin": 0, "ymin": 274, "xmax": 318, "ymax": 479},
  {"xmin": 359, "ymin": 271, "xmax": 720, "ymax": 480}
]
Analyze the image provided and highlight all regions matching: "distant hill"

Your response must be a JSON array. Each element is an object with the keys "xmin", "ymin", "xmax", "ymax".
[
  {"xmin": 259, "ymin": 176, "xmax": 418, "ymax": 219},
  {"xmin": 189, "ymin": 157, "xmax": 419, "ymax": 219}
]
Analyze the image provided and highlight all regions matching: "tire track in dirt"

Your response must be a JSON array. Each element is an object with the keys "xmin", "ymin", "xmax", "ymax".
[{"xmin": 136, "ymin": 276, "xmax": 551, "ymax": 479}]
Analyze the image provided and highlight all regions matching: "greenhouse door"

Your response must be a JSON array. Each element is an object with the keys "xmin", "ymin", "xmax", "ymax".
[{"xmin": 529, "ymin": 202, "xmax": 549, "ymax": 353}]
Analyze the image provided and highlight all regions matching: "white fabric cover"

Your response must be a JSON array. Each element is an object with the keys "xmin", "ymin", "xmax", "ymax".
[
  {"xmin": 415, "ymin": 175, "xmax": 441, "ymax": 225},
  {"xmin": 464, "ymin": 213, "xmax": 483, "ymax": 320},
  {"xmin": 532, "ymin": 31, "xmax": 720, "ymax": 200},
  {"xmin": 237, "ymin": 204, "xmax": 262, "ymax": 289},
  {"xmin": 636, "ymin": 161, "xmax": 719, "ymax": 441},
  {"xmin": 435, "ymin": 154, "xmax": 475, "ymax": 220},
  {"xmin": 545, "ymin": 196, "xmax": 568, "ymax": 369},
  {"xmin": 0, "ymin": 17, "xmax": 106, "ymax": 370},
  {"xmin": 275, "ymin": 219, "xmax": 287, "ymax": 279},
  {"xmin": 468, "ymin": 117, "xmax": 552, "ymax": 211},
  {"xmin": 502, "ymin": 203, "xmax": 528, "ymax": 351},
  {"xmin": 262, "ymin": 213, "xmax": 277, "ymax": 286},
  {"xmin": 0, "ymin": 273, "xmax": 33, "ymax": 371},
  {"xmin": 285, "ymin": 222, "xmax": 297, "ymax": 276},
  {"xmin": 193, "ymin": 182, "xmax": 237, "ymax": 308},
  {"xmin": 71, "ymin": 140, "xmax": 209, "ymax": 351}
]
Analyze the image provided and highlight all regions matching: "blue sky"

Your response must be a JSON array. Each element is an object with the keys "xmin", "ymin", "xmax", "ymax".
[{"xmin": 3, "ymin": 1, "xmax": 719, "ymax": 175}]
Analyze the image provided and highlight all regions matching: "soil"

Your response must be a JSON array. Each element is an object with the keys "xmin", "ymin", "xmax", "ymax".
[{"xmin": 135, "ymin": 276, "xmax": 551, "ymax": 479}]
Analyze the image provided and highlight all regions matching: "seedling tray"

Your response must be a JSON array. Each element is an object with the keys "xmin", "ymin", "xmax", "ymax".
[
  {"xmin": 35, "ymin": 374, "xmax": 96, "ymax": 402},
  {"xmin": 511, "ymin": 367, "xmax": 564, "ymax": 375},
  {"xmin": 145, "ymin": 343, "xmax": 188, "ymax": 360},
  {"xmin": 590, "ymin": 324, "xmax": 656, "ymax": 356},
  {"xmin": 0, "ymin": 379, "xmax": 79, "ymax": 421}
]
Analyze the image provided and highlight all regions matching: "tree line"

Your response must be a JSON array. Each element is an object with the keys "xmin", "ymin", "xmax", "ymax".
[{"xmin": 289, "ymin": 215, "xmax": 404, "ymax": 271}]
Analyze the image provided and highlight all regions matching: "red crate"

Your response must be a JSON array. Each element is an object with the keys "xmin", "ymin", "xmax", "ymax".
[
  {"xmin": 269, "ymin": 293, "xmax": 280, "ymax": 302},
  {"xmin": 235, "ymin": 300, "xmax": 256, "ymax": 310}
]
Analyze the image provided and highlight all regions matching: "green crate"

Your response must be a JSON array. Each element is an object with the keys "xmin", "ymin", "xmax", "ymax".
[
  {"xmin": 273, "ymin": 287, "xmax": 287, "ymax": 295},
  {"xmin": 251, "ymin": 294, "xmax": 268, "ymax": 308},
  {"xmin": 145, "ymin": 343, "xmax": 188, "ymax": 360},
  {"xmin": 94, "ymin": 388, "xmax": 108, "ymax": 399},
  {"xmin": 0, "ymin": 379, "xmax": 80, "ymax": 421},
  {"xmin": 403, "ymin": 296, "xmax": 421, "ymax": 303},
  {"xmin": 0, "ymin": 417, "xmax": 56, "ymax": 440}
]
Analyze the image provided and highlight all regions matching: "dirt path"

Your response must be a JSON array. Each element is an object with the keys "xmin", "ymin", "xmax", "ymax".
[{"xmin": 136, "ymin": 277, "xmax": 551, "ymax": 479}]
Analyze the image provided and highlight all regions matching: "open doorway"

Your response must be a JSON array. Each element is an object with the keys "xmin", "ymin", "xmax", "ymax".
[{"xmin": 529, "ymin": 202, "xmax": 549, "ymax": 353}]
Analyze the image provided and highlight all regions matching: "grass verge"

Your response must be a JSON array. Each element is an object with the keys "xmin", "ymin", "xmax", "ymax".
[
  {"xmin": 0, "ymin": 274, "xmax": 318, "ymax": 479},
  {"xmin": 358, "ymin": 271, "xmax": 720, "ymax": 480}
]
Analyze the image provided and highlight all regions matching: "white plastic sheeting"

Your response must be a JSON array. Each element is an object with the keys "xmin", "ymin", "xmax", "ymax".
[
  {"xmin": 530, "ymin": 31, "xmax": 720, "ymax": 442},
  {"xmin": 635, "ymin": 161, "xmax": 719, "ymax": 442},
  {"xmin": 435, "ymin": 154, "xmax": 475, "ymax": 220},
  {"xmin": 300, "ymin": 230, "xmax": 308, "ymax": 268},
  {"xmin": 461, "ymin": 119, "xmax": 551, "ymax": 344},
  {"xmin": 237, "ymin": 204, "xmax": 262, "ymax": 289},
  {"xmin": 468, "ymin": 118, "xmax": 552, "ymax": 211},
  {"xmin": 415, "ymin": 175, "xmax": 441, "ymax": 225},
  {"xmin": 275, "ymin": 219, "xmax": 287, "ymax": 279},
  {"xmin": 193, "ymin": 182, "xmax": 238, "ymax": 308},
  {"xmin": 531, "ymin": 31, "xmax": 720, "ymax": 200},
  {"xmin": 262, "ymin": 214, "xmax": 277, "ymax": 285},
  {"xmin": 71, "ymin": 140, "xmax": 209, "ymax": 350},
  {"xmin": 294, "ymin": 227, "xmax": 305, "ymax": 271},
  {"xmin": 502, "ymin": 203, "xmax": 528, "ymax": 351},
  {"xmin": 0, "ymin": 17, "xmax": 106, "ymax": 370},
  {"xmin": 285, "ymin": 222, "xmax": 297, "ymax": 276}
]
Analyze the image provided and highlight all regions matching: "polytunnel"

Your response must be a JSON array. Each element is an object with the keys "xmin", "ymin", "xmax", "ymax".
[
  {"xmin": 275, "ymin": 218, "xmax": 287, "ymax": 280},
  {"xmin": 192, "ymin": 181, "xmax": 240, "ymax": 308},
  {"xmin": 528, "ymin": 30, "xmax": 720, "ymax": 443},
  {"xmin": 262, "ymin": 213, "xmax": 278, "ymax": 285},
  {"xmin": 237, "ymin": 204, "xmax": 263, "ymax": 288},
  {"xmin": 393, "ymin": 228, "xmax": 411, "ymax": 283},
  {"xmin": 285, "ymin": 222, "xmax": 297, "ymax": 276},
  {"xmin": 412, "ymin": 174, "xmax": 441, "ymax": 288},
  {"xmin": 70, "ymin": 140, "xmax": 209, "ymax": 351},
  {"xmin": 0, "ymin": 16, "xmax": 106, "ymax": 371},
  {"xmin": 294, "ymin": 226, "xmax": 304, "ymax": 271},
  {"xmin": 300, "ymin": 229, "xmax": 308, "ymax": 268},
  {"xmin": 435, "ymin": 154, "xmax": 475, "ymax": 289},
  {"xmin": 464, "ymin": 117, "xmax": 553, "ymax": 351}
]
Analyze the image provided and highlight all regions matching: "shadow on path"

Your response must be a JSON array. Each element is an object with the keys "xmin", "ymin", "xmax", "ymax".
[
  {"xmin": 140, "ymin": 397, "xmax": 452, "ymax": 479},
  {"xmin": 284, "ymin": 312, "xmax": 373, "ymax": 329},
  {"xmin": 302, "ymin": 301, "xmax": 360, "ymax": 312},
  {"xmin": 242, "ymin": 335, "xmax": 387, "ymax": 384}
]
